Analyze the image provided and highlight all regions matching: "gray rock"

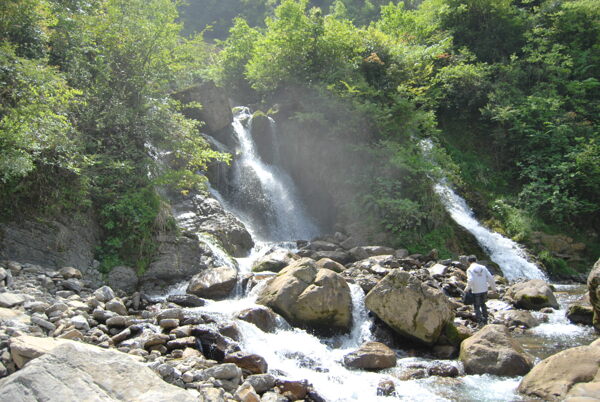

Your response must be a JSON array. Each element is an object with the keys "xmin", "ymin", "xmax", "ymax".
[
  {"xmin": 156, "ymin": 308, "xmax": 183, "ymax": 322},
  {"xmin": 587, "ymin": 258, "xmax": 600, "ymax": 331},
  {"xmin": 0, "ymin": 341, "xmax": 197, "ymax": 401},
  {"xmin": 0, "ymin": 293, "xmax": 26, "ymax": 308},
  {"xmin": 186, "ymin": 266, "xmax": 237, "ymax": 300},
  {"xmin": 107, "ymin": 266, "xmax": 138, "ymax": 293},
  {"xmin": 31, "ymin": 315, "xmax": 56, "ymax": 332},
  {"xmin": 166, "ymin": 294, "xmax": 205, "ymax": 308},
  {"xmin": 459, "ymin": 324, "xmax": 533, "ymax": 376},
  {"xmin": 261, "ymin": 391, "xmax": 288, "ymax": 402},
  {"xmin": 204, "ymin": 363, "xmax": 242, "ymax": 381},
  {"xmin": 365, "ymin": 270, "xmax": 454, "ymax": 345},
  {"xmin": 171, "ymin": 81, "xmax": 232, "ymax": 133},
  {"xmin": 256, "ymin": 258, "xmax": 353, "ymax": 335},
  {"xmin": 343, "ymin": 342, "xmax": 397, "ymax": 370},
  {"xmin": 58, "ymin": 267, "xmax": 82, "ymax": 279},
  {"xmin": 236, "ymin": 306, "xmax": 279, "ymax": 333},
  {"xmin": 105, "ymin": 299, "xmax": 128, "ymax": 316},
  {"xmin": 245, "ymin": 374, "xmax": 276, "ymax": 393},
  {"xmin": 93, "ymin": 286, "xmax": 115, "ymax": 303},
  {"xmin": 252, "ymin": 249, "xmax": 298, "ymax": 273},
  {"xmin": 70, "ymin": 315, "xmax": 90, "ymax": 331}
]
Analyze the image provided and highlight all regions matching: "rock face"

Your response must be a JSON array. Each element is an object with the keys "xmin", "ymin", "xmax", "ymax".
[
  {"xmin": 587, "ymin": 258, "xmax": 600, "ymax": 330},
  {"xmin": 187, "ymin": 266, "xmax": 238, "ymax": 300},
  {"xmin": 459, "ymin": 324, "xmax": 534, "ymax": 376},
  {"xmin": 518, "ymin": 339, "xmax": 600, "ymax": 400},
  {"xmin": 343, "ymin": 342, "xmax": 397, "ymax": 370},
  {"xmin": 505, "ymin": 279, "xmax": 559, "ymax": 310},
  {"xmin": 0, "ymin": 214, "xmax": 102, "ymax": 287},
  {"xmin": 0, "ymin": 340, "xmax": 196, "ymax": 401},
  {"xmin": 172, "ymin": 81, "xmax": 233, "ymax": 133},
  {"xmin": 173, "ymin": 193, "xmax": 253, "ymax": 258},
  {"xmin": 140, "ymin": 234, "xmax": 206, "ymax": 290},
  {"xmin": 255, "ymin": 258, "xmax": 352, "ymax": 335},
  {"xmin": 107, "ymin": 265, "xmax": 138, "ymax": 293},
  {"xmin": 364, "ymin": 269, "xmax": 453, "ymax": 345}
]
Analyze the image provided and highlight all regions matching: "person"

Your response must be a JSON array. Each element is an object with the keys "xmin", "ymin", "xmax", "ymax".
[{"xmin": 464, "ymin": 255, "xmax": 496, "ymax": 327}]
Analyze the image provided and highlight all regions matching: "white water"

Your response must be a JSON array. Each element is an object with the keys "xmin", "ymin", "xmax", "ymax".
[
  {"xmin": 227, "ymin": 107, "xmax": 319, "ymax": 242},
  {"xmin": 434, "ymin": 182, "xmax": 546, "ymax": 281}
]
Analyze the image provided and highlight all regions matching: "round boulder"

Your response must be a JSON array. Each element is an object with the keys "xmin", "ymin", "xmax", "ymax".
[
  {"xmin": 187, "ymin": 266, "xmax": 237, "ymax": 300},
  {"xmin": 236, "ymin": 306, "xmax": 280, "ymax": 333},
  {"xmin": 505, "ymin": 279, "xmax": 559, "ymax": 310},
  {"xmin": 364, "ymin": 269, "xmax": 453, "ymax": 345},
  {"xmin": 343, "ymin": 341, "xmax": 397, "ymax": 370},
  {"xmin": 566, "ymin": 303, "xmax": 594, "ymax": 326},
  {"xmin": 459, "ymin": 324, "xmax": 533, "ymax": 376},
  {"xmin": 518, "ymin": 339, "xmax": 600, "ymax": 400},
  {"xmin": 255, "ymin": 258, "xmax": 352, "ymax": 335}
]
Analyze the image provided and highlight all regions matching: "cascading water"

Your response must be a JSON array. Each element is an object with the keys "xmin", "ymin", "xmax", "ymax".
[
  {"xmin": 225, "ymin": 107, "xmax": 319, "ymax": 242},
  {"xmin": 434, "ymin": 183, "xmax": 546, "ymax": 281}
]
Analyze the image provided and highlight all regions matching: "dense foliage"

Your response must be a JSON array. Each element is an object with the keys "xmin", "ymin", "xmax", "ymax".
[
  {"xmin": 2, "ymin": 0, "xmax": 598, "ymax": 273},
  {"xmin": 213, "ymin": 0, "xmax": 599, "ymax": 266},
  {"xmin": 0, "ymin": 0, "xmax": 225, "ymax": 273}
]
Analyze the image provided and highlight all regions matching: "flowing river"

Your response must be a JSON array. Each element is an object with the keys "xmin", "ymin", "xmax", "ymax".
[{"xmin": 167, "ymin": 109, "xmax": 594, "ymax": 401}]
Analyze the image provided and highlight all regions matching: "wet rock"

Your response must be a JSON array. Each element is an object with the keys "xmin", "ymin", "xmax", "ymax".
[
  {"xmin": 255, "ymin": 258, "xmax": 353, "ymax": 335},
  {"xmin": 276, "ymin": 379, "xmax": 309, "ymax": 401},
  {"xmin": 587, "ymin": 258, "xmax": 600, "ymax": 331},
  {"xmin": 518, "ymin": 339, "xmax": 600, "ymax": 400},
  {"xmin": 236, "ymin": 306, "xmax": 279, "ymax": 333},
  {"xmin": 505, "ymin": 280, "xmax": 559, "ymax": 310},
  {"xmin": 459, "ymin": 324, "xmax": 533, "ymax": 376},
  {"xmin": 427, "ymin": 362, "xmax": 459, "ymax": 377},
  {"xmin": 186, "ymin": 266, "xmax": 237, "ymax": 300},
  {"xmin": 219, "ymin": 322, "xmax": 242, "ymax": 341},
  {"xmin": 224, "ymin": 351, "xmax": 268, "ymax": 375},
  {"xmin": 498, "ymin": 310, "xmax": 540, "ymax": 329},
  {"xmin": 566, "ymin": 303, "xmax": 594, "ymax": 326},
  {"xmin": 343, "ymin": 341, "xmax": 397, "ymax": 370},
  {"xmin": 252, "ymin": 249, "xmax": 298, "ymax": 273},
  {"xmin": 107, "ymin": 265, "xmax": 138, "ymax": 293},
  {"xmin": 167, "ymin": 294, "xmax": 206, "ymax": 308},
  {"xmin": 376, "ymin": 380, "xmax": 396, "ymax": 397},
  {"xmin": 192, "ymin": 325, "xmax": 240, "ymax": 361},
  {"xmin": 365, "ymin": 269, "xmax": 454, "ymax": 345}
]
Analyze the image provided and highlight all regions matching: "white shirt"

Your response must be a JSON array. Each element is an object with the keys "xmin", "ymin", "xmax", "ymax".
[{"xmin": 465, "ymin": 263, "xmax": 496, "ymax": 294}]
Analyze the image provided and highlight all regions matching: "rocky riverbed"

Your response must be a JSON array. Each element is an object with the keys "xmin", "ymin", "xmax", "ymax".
[{"xmin": 0, "ymin": 241, "xmax": 599, "ymax": 401}]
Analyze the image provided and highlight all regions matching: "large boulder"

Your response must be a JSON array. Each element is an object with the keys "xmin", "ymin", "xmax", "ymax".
[
  {"xmin": 173, "ymin": 193, "xmax": 253, "ymax": 258},
  {"xmin": 459, "ymin": 324, "xmax": 534, "ymax": 376},
  {"xmin": 10, "ymin": 336, "xmax": 72, "ymax": 369},
  {"xmin": 364, "ymin": 269, "xmax": 453, "ymax": 345},
  {"xmin": 0, "ymin": 339, "xmax": 196, "ymax": 401},
  {"xmin": 505, "ymin": 279, "xmax": 559, "ymax": 310},
  {"xmin": 252, "ymin": 249, "xmax": 298, "ymax": 273},
  {"xmin": 566, "ymin": 303, "xmax": 594, "ymax": 326},
  {"xmin": 171, "ymin": 81, "xmax": 232, "ymax": 133},
  {"xmin": 518, "ymin": 339, "xmax": 600, "ymax": 400},
  {"xmin": 187, "ymin": 266, "xmax": 238, "ymax": 300},
  {"xmin": 587, "ymin": 258, "xmax": 600, "ymax": 330},
  {"xmin": 343, "ymin": 342, "xmax": 397, "ymax": 370},
  {"xmin": 107, "ymin": 265, "xmax": 138, "ymax": 293},
  {"xmin": 255, "ymin": 258, "xmax": 352, "ymax": 335}
]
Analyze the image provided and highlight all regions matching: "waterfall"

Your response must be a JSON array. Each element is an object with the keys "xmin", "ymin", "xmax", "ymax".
[
  {"xmin": 225, "ymin": 107, "xmax": 319, "ymax": 242},
  {"xmin": 434, "ymin": 183, "xmax": 546, "ymax": 281}
]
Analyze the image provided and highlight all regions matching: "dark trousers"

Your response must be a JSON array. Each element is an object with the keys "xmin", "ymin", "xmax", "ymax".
[{"xmin": 473, "ymin": 292, "xmax": 488, "ymax": 324}]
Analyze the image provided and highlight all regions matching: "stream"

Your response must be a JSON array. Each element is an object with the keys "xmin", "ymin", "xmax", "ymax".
[{"xmin": 169, "ymin": 108, "xmax": 594, "ymax": 401}]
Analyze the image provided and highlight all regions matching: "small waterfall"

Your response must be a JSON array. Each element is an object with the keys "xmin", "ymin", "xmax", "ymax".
[
  {"xmin": 434, "ymin": 183, "xmax": 546, "ymax": 281},
  {"xmin": 226, "ymin": 107, "xmax": 319, "ymax": 242}
]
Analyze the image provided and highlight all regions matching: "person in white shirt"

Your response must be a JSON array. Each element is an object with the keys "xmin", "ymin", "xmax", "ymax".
[{"xmin": 464, "ymin": 255, "xmax": 497, "ymax": 326}]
